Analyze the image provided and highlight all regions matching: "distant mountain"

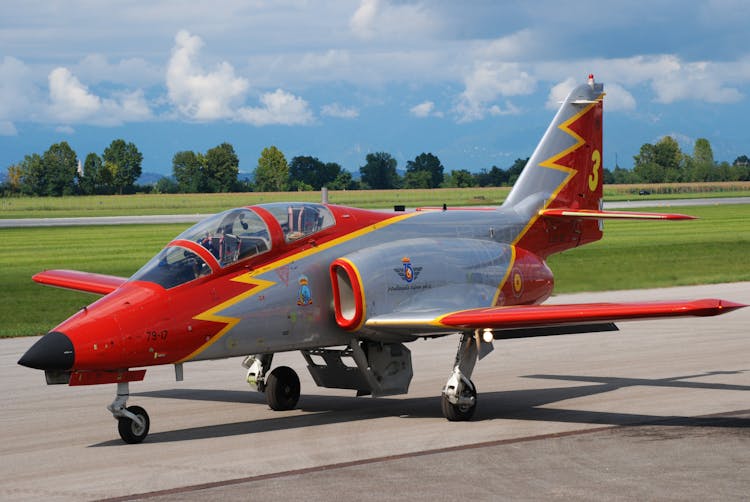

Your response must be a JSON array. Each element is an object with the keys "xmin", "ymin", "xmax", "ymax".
[{"xmin": 137, "ymin": 172, "xmax": 167, "ymax": 185}]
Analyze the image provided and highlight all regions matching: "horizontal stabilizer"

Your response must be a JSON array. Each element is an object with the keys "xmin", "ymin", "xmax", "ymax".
[
  {"xmin": 32, "ymin": 269, "xmax": 127, "ymax": 295},
  {"xmin": 539, "ymin": 208, "xmax": 696, "ymax": 220}
]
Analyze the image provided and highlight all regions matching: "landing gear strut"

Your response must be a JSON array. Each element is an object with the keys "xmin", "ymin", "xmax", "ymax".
[
  {"xmin": 108, "ymin": 382, "xmax": 150, "ymax": 444},
  {"xmin": 441, "ymin": 332, "xmax": 480, "ymax": 421}
]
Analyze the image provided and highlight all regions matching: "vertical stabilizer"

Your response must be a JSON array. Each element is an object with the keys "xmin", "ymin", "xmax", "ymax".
[{"xmin": 503, "ymin": 75, "xmax": 604, "ymax": 257}]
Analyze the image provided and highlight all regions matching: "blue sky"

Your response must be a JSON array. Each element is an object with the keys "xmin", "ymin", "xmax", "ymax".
[{"xmin": 2, "ymin": 0, "xmax": 749, "ymax": 179}]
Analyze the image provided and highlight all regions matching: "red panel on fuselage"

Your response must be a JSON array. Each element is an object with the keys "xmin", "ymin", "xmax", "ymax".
[{"xmin": 56, "ymin": 205, "xmax": 405, "ymax": 372}]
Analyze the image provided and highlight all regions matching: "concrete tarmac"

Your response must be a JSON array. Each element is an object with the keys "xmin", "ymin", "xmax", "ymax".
[
  {"xmin": 1, "ymin": 197, "xmax": 749, "ymax": 227},
  {"xmin": 2, "ymin": 282, "xmax": 749, "ymax": 501}
]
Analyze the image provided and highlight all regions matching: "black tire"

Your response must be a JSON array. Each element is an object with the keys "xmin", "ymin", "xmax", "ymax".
[
  {"xmin": 441, "ymin": 385, "xmax": 477, "ymax": 421},
  {"xmin": 265, "ymin": 366, "xmax": 300, "ymax": 411},
  {"xmin": 117, "ymin": 405, "xmax": 150, "ymax": 444}
]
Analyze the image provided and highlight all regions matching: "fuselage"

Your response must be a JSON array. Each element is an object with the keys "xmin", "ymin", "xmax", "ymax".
[{"xmin": 46, "ymin": 202, "xmax": 555, "ymax": 372}]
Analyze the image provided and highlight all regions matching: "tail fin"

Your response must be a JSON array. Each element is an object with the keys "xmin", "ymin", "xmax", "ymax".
[{"xmin": 503, "ymin": 74, "xmax": 604, "ymax": 257}]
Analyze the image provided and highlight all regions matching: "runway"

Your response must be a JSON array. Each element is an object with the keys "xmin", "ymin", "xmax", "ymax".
[
  {"xmin": 2, "ymin": 282, "xmax": 749, "ymax": 501},
  {"xmin": 1, "ymin": 197, "xmax": 749, "ymax": 227}
]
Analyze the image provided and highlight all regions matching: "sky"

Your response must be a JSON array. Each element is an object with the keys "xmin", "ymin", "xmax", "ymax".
[{"xmin": 2, "ymin": 0, "xmax": 750, "ymax": 179}]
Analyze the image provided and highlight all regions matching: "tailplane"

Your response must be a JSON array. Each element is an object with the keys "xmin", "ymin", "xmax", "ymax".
[
  {"xmin": 503, "ymin": 75, "xmax": 695, "ymax": 258},
  {"xmin": 503, "ymin": 75, "xmax": 605, "ymax": 257}
]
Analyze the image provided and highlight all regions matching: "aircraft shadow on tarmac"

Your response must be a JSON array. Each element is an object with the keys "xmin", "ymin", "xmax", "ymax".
[{"xmin": 91, "ymin": 369, "xmax": 750, "ymax": 446}]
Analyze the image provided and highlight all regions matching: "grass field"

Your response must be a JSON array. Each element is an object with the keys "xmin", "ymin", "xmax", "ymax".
[
  {"xmin": 1, "ymin": 181, "xmax": 749, "ymax": 218},
  {"xmin": 1, "ymin": 204, "xmax": 748, "ymax": 337}
]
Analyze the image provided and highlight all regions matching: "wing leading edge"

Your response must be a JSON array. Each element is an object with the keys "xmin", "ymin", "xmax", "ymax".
[
  {"xmin": 33, "ymin": 269, "xmax": 127, "ymax": 295},
  {"xmin": 365, "ymin": 299, "xmax": 745, "ymax": 337}
]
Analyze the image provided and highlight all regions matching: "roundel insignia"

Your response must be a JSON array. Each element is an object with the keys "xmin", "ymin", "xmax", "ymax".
[
  {"xmin": 512, "ymin": 268, "xmax": 523, "ymax": 297},
  {"xmin": 404, "ymin": 263, "xmax": 414, "ymax": 282}
]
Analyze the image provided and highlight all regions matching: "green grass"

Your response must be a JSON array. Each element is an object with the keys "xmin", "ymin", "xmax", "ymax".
[
  {"xmin": 0, "ymin": 188, "xmax": 511, "ymax": 218},
  {"xmin": 547, "ymin": 204, "xmax": 750, "ymax": 292},
  {"xmin": 1, "ymin": 204, "xmax": 748, "ymax": 337},
  {"xmin": 0, "ymin": 224, "xmax": 183, "ymax": 337},
  {"xmin": 2, "ymin": 182, "xmax": 747, "ymax": 218}
]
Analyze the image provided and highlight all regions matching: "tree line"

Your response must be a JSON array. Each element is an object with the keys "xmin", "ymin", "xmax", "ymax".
[{"xmin": 3, "ymin": 136, "xmax": 749, "ymax": 197}]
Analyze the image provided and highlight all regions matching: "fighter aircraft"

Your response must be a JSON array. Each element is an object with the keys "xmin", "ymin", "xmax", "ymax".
[{"xmin": 19, "ymin": 75, "xmax": 745, "ymax": 443}]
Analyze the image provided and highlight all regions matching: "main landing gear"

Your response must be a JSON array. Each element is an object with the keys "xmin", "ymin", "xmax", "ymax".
[
  {"xmin": 441, "ymin": 331, "xmax": 484, "ymax": 421},
  {"xmin": 108, "ymin": 381, "xmax": 150, "ymax": 444},
  {"xmin": 243, "ymin": 355, "xmax": 301, "ymax": 411}
]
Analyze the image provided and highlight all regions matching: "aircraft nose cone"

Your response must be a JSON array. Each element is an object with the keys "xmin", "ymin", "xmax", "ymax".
[{"xmin": 18, "ymin": 331, "xmax": 74, "ymax": 370}]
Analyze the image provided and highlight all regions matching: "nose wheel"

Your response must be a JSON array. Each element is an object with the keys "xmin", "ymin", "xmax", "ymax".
[
  {"xmin": 117, "ymin": 405, "xmax": 150, "ymax": 444},
  {"xmin": 108, "ymin": 382, "xmax": 150, "ymax": 444}
]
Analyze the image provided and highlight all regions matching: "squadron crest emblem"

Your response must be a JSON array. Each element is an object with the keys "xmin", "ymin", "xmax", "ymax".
[
  {"xmin": 297, "ymin": 275, "xmax": 313, "ymax": 305},
  {"xmin": 395, "ymin": 257, "xmax": 422, "ymax": 283}
]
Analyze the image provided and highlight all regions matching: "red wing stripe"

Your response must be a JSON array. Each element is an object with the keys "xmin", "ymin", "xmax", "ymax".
[
  {"xmin": 439, "ymin": 299, "xmax": 746, "ymax": 329},
  {"xmin": 32, "ymin": 269, "xmax": 127, "ymax": 295}
]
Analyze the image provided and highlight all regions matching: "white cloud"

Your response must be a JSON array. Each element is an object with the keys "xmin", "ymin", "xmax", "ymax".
[
  {"xmin": 545, "ymin": 77, "xmax": 636, "ymax": 112},
  {"xmin": 605, "ymin": 83, "xmax": 637, "ymax": 111},
  {"xmin": 454, "ymin": 62, "xmax": 534, "ymax": 122},
  {"xmin": 650, "ymin": 58, "xmax": 743, "ymax": 104},
  {"xmin": 167, "ymin": 30, "xmax": 313, "ymax": 125},
  {"xmin": 409, "ymin": 100, "xmax": 444, "ymax": 118},
  {"xmin": 48, "ymin": 67, "xmax": 102, "ymax": 121},
  {"xmin": 321, "ymin": 103, "xmax": 359, "ymax": 119},
  {"xmin": 473, "ymin": 30, "xmax": 540, "ymax": 61},
  {"xmin": 350, "ymin": 0, "xmax": 379, "ymax": 38},
  {"xmin": 166, "ymin": 30, "xmax": 249, "ymax": 121},
  {"xmin": 545, "ymin": 77, "xmax": 577, "ymax": 109},
  {"xmin": 76, "ymin": 54, "xmax": 162, "ymax": 87},
  {"xmin": 0, "ymin": 56, "xmax": 38, "ymax": 131},
  {"xmin": 410, "ymin": 101, "xmax": 435, "ymax": 117},
  {"xmin": 47, "ymin": 67, "xmax": 152, "ymax": 125},
  {"xmin": 236, "ymin": 89, "xmax": 314, "ymax": 126},
  {"xmin": 350, "ymin": 0, "xmax": 441, "ymax": 41}
]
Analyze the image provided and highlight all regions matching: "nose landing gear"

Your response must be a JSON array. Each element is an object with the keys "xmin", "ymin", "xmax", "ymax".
[{"xmin": 108, "ymin": 382, "xmax": 150, "ymax": 444}]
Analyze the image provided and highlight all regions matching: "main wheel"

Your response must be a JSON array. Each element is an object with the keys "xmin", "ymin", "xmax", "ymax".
[
  {"xmin": 265, "ymin": 366, "xmax": 300, "ymax": 411},
  {"xmin": 441, "ymin": 382, "xmax": 477, "ymax": 421},
  {"xmin": 117, "ymin": 405, "xmax": 150, "ymax": 444}
]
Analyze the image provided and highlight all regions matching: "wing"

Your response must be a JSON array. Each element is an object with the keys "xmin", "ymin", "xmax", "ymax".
[
  {"xmin": 33, "ymin": 269, "xmax": 127, "ymax": 295},
  {"xmin": 364, "ymin": 299, "xmax": 745, "ymax": 338}
]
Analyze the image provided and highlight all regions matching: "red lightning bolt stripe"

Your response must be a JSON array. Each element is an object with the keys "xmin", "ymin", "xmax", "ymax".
[
  {"xmin": 511, "ymin": 93, "xmax": 604, "ymax": 250},
  {"xmin": 176, "ymin": 274, "xmax": 276, "ymax": 363},
  {"xmin": 176, "ymin": 212, "xmax": 420, "ymax": 362}
]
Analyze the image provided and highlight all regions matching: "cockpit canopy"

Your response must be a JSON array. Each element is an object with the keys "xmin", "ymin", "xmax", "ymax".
[
  {"xmin": 176, "ymin": 207, "xmax": 271, "ymax": 266},
  {"xmin": 261, "ymin": 202, "xmax": 335, "ymax": 242},
  {"xmin": 130, "ymin": 204, "xmax": 335, "ymax": 289}
]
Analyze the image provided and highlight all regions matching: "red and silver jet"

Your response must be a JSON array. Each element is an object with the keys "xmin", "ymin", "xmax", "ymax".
[{"xmin": 19, "ymin": 75, "xmax": 745, "ymax": 443}]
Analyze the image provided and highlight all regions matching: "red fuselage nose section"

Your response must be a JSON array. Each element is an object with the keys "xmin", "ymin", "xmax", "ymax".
[{"xmin": 47, "ymin": 282, "xmax": 173, "ymax": 370}]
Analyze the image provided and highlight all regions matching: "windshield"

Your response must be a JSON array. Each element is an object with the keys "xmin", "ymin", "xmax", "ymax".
[
  {"xmin": 130, "ymin": 246, "xmax": 210, "ymax": 289},
  {"xmin": 260, "ymin": 203, "xmax": 335, "ymax": 242},
  {"xmin": 129, "ymin": 208, "xmax": 271, "ymax": 289},
  {"xmin": 176, "ymin": 208, "xmax": 271, "ymax": 267}
]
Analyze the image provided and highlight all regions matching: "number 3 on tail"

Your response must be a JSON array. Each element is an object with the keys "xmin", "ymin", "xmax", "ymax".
[{"xmin": 588, "ymin": 149, "xmax": 601, "ymax": 191}]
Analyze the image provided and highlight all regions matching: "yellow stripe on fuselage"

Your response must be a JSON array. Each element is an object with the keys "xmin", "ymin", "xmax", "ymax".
[{"xmin": 180, "ymin": 211, "xmax": 421, "ymax": 361}]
